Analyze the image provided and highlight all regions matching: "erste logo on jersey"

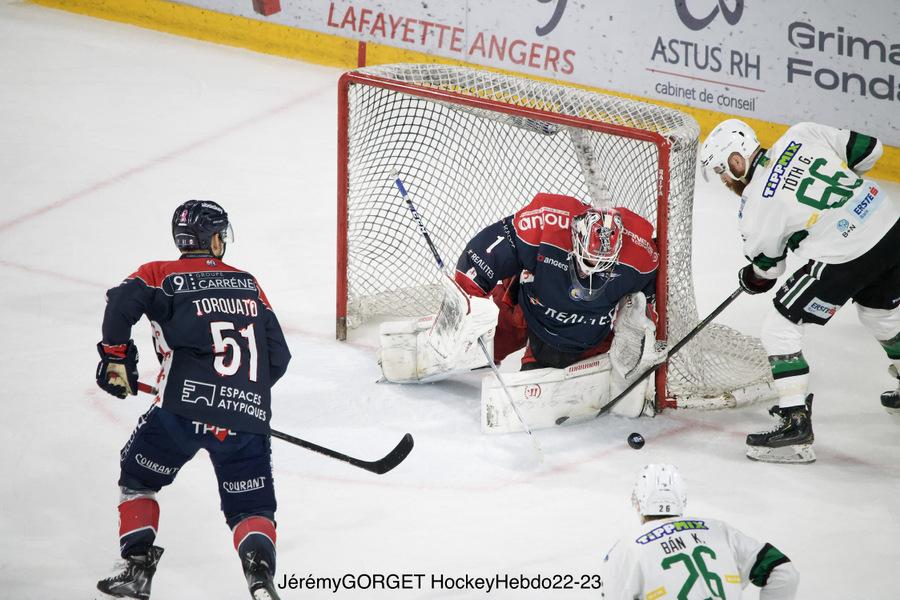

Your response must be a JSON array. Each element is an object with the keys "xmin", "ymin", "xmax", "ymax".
[
  {"xmin": 849, "ymin": 186, "xmax": 882, "ymax": 222},
  {"xmin": 803, "ymin": 297, "xmax": 837, "ymax": 319}
]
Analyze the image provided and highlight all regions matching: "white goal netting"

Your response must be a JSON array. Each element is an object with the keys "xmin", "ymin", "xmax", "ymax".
[{"xmin": 337, "ymin": 63, "xmax": 774, "ymax": 408}]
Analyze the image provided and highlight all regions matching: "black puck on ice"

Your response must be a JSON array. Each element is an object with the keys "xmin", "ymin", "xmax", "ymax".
[{"xmin": 627, "ymin": 432, "xmax": 645, "ymax": 449}]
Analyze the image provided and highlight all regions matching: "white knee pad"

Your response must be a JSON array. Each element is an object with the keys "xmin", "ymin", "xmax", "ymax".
[
  {"xmin": 857, "ymin": 304, "xmax": 900, "ymax": 342},
  {"xmin": 760, "ymin": 310, "xmax": 804, "ymax": 356}
]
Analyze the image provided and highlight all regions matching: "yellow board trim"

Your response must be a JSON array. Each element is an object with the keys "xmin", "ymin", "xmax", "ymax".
[{"xmin": 31, "ymin": 0, "xmax": 899, "ymax": 182}]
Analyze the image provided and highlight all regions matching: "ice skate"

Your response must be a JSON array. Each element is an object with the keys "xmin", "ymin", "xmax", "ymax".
[
  {"xmin": 746, "ymin": 395, "xmax": 815, "ymax": 464},
  {"xmin": 96, "ymin": 546, "xmax": 164, "ymax": 599},
  {"xmin": 880, "ymin": 365, "xmax": 900, "ymax": 414},
  {"xmin": 242, "ymin": 550, "xmax": 281, "ymax": 600}
]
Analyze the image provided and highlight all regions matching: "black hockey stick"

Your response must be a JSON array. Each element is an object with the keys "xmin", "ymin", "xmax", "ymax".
[
  {"xmin": 556, "ymin": 287, "xmax": 745, "ymax": 424},
  {"xmin": 136, "ymin": 382, "xmax": 414, "ymax": 474}
]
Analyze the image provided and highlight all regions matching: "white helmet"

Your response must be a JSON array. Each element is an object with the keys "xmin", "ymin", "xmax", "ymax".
[
  {"xmin": 571, "ymin": 207, "xmax": 624, "ymax": 278},
  {"xmin": 631, "ymin": 464, "xmax": 687, "ymax": 517},
  {"xmin": 699, "ymin": 119, "xmax": 760, "ymax": 182}
]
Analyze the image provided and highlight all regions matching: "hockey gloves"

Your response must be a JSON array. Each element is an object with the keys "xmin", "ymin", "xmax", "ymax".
[
  {"xmin": 738, "ymin": 264, "xmax": 777, "ymax": 295},
  {"xmin": 96, "ymin": 340, "xmax": 139, "ymax": 398}
]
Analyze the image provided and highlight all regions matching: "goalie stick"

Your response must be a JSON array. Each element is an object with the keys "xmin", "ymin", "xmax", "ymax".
[
  {"xmin": 556, "ymin": 287, "xmax": 745, "ymax": 424},
  {"xmin": 136, "ymin": 382, "xmax": 414, "ymax": 475},
  {"xmin": 391, "ymin": 170, "xmax": 544, "ymax": 461}
]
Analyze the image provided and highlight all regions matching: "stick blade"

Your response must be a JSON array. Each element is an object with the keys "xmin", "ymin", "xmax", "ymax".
[{"xmin": 366, "ymin": 433, "xmax": 414, "ymax": 474}]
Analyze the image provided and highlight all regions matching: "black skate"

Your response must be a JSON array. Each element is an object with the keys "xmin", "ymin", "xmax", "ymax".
[
  {"xmin": 96, "ymin": 546, "xmax": 164, "ymax": 599},
  {"xmin": 881, "ymin": 365, "xmax": 900, "ymax": 414},
  {"xmin": 746, "ymin": 394, "xmax": 815, "ymax": 464},
  {"xmin": 242, "ymin": 550, "xmax": 281, "ymax": 600}
]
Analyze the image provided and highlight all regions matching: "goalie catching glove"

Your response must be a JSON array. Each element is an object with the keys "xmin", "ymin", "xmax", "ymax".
[
  {"xmin": 96, "ymin": 339, "xmax": 139, "ymax": 398},
  {"xmin": 379, "ymin": 277, "xmax": 499, "ymax": 383}
]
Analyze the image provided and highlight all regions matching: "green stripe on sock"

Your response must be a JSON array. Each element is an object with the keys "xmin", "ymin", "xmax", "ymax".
[
  {"xmin": 846, "ymin": 132, "xmax": 877, "ymax": 169},
  {"xmin": 769, "ymin": 353, "xmax": 809, "ymax": 379},
  {"xmin": 880, "ymin": 333, "xmax": 900, "ymax": 360},
  {"xmin": 750, "ymin": 543, "xmax": 791, "ymax": 587}
]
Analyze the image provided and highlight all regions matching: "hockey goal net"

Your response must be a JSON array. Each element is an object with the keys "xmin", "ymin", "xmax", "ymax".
[{"xmin": 336, "ymin": 63, "xmax": 774, "ymax": 409}]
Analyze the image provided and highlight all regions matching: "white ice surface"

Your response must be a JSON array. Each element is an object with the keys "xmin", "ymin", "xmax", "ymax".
[{"xmin": 1, "ymin": 2, "xmax": 899, "ymax": 598}]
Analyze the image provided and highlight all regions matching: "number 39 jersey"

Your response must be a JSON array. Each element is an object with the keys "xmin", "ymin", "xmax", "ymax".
[
  {"xmin": 102, "ymin": 256, "xmax": 292, "ymax": 434},
  {"xmin": 603, "ymin": 516, "xmax": 790, "ymax": 600},
  {"xmin": 739, "ymin": 122, "xmax": 898, "ymax": 270}
]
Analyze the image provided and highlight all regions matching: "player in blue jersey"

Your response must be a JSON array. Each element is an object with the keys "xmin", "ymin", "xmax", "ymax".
[
  {"xmin": 94, "ymin": 200, "xmax": 291, "ymax": 600},
  {"xmin": 454, "ymin": 193, "xmax": 659, "ymax": 370}
]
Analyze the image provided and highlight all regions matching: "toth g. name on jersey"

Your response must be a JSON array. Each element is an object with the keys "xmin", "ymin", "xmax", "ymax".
[{"xmin": 740, "ymin": 123, "xmax": 899, "ymax": 266}]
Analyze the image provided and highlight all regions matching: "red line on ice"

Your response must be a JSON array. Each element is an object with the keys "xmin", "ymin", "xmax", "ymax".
[{"xmin": 0, "ymin": 88, "xmax": 330, "ymax": 234}]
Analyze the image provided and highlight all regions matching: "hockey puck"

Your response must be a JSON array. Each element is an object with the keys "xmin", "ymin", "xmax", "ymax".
[{"xmin": 627, "ymin": 432, "xmax": 645, "ymax": 449}]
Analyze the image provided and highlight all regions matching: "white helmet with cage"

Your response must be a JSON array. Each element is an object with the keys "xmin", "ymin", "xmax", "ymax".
[
  {"xmin": 631, "ymin": 463, "xmax": 687, "ymax": 517},
  {"xmin": 699, "ymin": 119, "xmax": 760, "ymax": 182},
  {"xmin": 570, "ymin": 207, "xmax": 624, "ymax": 278}
]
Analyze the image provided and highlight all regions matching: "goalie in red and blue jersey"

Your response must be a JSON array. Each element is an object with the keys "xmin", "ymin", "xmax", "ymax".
[
  {"xmin": 378, "ymin": 192, "xmax": 663, "ymax": 423},
  {"xmin": 94, "ymin": 200, "xmax": 291, "ymax": 600},
  {"xmin": 455, "ymin": 193, "xmax": 659, "ymax": 370}
]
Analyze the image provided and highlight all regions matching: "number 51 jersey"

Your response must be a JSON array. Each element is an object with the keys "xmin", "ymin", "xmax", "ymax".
[
  {"xmin": 102, "ymin": 256, "xmax": 291, "ymax": 434},
  {"xmin": 739, "ymin": 122, "xmax": 898, "ymax": 270},
  {"xmin": 603, "ymin": 516, "xmax": 790, "ymax": 600}
]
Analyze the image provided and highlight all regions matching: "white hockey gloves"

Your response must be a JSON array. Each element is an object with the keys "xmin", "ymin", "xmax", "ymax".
[
  {"xmin": 379, "ymin": 277, "xmax": 499, "ymax": 383},
  {"xmin": 607, "ymin": 292, "xmax": 666, "ymax": 417}
]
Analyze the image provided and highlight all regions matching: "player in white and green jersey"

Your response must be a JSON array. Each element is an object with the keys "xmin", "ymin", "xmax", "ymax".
[
  {"xmin": 700, "ymin": 119, "xmax": 900, "ymax": 463},
  {"xmin": 603, "ymin": 464, "xmax": 799, "ymax": 600}
]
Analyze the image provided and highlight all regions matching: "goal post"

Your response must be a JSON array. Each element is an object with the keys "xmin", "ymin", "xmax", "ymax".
[{"xmin": 336, "ymin": 63, "xmax": 774, "ymax": 410}]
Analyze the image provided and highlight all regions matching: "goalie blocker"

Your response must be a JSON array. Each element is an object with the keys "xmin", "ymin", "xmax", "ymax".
[{"xmin": 378, "ymin": 282, "xmax": 664, "ymax": 430}]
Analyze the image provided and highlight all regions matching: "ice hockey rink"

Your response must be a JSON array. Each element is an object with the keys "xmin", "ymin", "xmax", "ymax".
[{"xmin": 2, "ymin": 2, "xmax": 899, "ymax": 598}]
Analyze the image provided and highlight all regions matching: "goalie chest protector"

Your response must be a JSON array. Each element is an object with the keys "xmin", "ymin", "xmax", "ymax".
[{"xmin": 503, "ymin": 193, "xmax": 658, "ymax": 353}]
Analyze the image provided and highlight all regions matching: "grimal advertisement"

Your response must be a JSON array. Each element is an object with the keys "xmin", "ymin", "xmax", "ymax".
[{"xmin": 184, "ymin": 0, "xmax": 899, "ymax": 146}]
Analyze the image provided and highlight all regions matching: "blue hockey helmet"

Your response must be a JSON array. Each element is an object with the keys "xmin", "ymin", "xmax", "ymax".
[{"xmin": 172, "ymin": 200, "xmax": 233, "ymax": 252}]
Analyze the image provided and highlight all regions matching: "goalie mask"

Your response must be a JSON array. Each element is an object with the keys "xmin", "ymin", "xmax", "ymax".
[
  {"xmin": 172, "ymin": 200, "xmax": 233, "ymax": 254},
  {"xmin": 571, "ymin": 207, "xmax": 624, "ymax": 279},
  {"xmin": 699, "ymin": 119, "xmax": 760, "ymax": 183},
  {"xmin": 631, "ymin": 463, "xmax": 687, "ymax": 517}
]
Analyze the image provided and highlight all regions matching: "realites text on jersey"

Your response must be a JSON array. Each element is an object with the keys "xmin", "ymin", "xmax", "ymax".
[
  {"xmin": 455, "ymin": 193, "xmax": 658, "ymax": 353},
  {"xmin": 102, "ymin": 256, "xmax": 291, "ymax": 434},
  {"xmin": 739, "ymin": 122, "xmax": 898, "ymax": 269}
]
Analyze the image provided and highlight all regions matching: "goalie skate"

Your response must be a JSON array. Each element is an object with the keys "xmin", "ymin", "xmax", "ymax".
[{"xmin": 746, "ymin": 395, "xmax": 815, "ymax": 464}]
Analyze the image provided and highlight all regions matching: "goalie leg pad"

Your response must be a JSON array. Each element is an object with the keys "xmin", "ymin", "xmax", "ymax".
[
  {"xmin": 481, "ymin": 355, "xmax": 612, "ymax": 432},
  {"xmin": 379, "ymin": 279, "xmax": 499, "ymax": 383},
  {"xmin": 379, "ymin": 317, "xmax": 496, "ymax": 383}
]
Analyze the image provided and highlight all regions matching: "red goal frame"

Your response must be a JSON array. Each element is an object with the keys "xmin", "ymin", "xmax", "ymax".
[{"xmin": 336, "ymin": 71, "xmax": 676, "ymax": 409}]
